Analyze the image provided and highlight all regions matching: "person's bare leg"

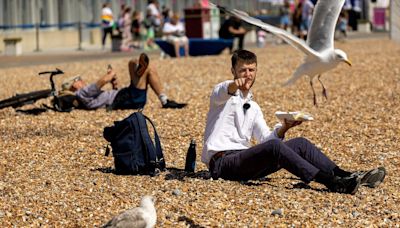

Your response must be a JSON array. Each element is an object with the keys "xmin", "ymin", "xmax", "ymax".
[
  {"xmin": 146, "ymin": 66, "xmax": 164, "ymax": 96},
  {"xmin": 128, "ymin": 56, "xmax": 167, "ymax": 105},
  {"xmin": 147, "ymin": 65, "xmax": 188, "ymax": 109},
  {"xmin": 128, "ymin": 53, "xmax": 162, "ymax": 96},
  {"xmin": 128, "ymin": 59, "xmax": 139, "ymax": 81},
  {"xmin": 127, "ymin": 56, "xmax": 150, "ymax": 94},
  {"xmin": 174, "ymin": 41, "xmax": 181, "ymax": 57},
  {"xmin": 184, "ymin": 41, "xmax": 189, "ymax": 57},
  {"xmin": 147, "ymin": 65, "xmax": 176, "ymax": 107},
  {"xmin": 129, "ymin": 53, "xmax": 186, "ymax": 109}
]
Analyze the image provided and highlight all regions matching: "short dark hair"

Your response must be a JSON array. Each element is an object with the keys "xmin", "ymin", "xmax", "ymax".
[{"xmin": 231, "ymin": 50, "xmax": 257, "ymax": 68}]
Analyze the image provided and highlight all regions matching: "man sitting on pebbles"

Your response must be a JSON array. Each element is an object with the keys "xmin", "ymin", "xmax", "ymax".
[
  {"xmin": 62, "ymin": 53, "xmax": 187, "ymax": 110},
  {"xmin": 202, "ymin": 49, "xmax": 385, "ymax": 194}
]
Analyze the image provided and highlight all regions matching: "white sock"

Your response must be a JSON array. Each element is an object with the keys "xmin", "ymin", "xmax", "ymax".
[{"xmin": 159, "ymin": 94, "xmax": 168, "ymax": 105}]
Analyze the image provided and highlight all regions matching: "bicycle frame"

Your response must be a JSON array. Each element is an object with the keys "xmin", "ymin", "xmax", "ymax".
[
  {"xmin": 38, "ymin": 68, "xmax": 64, "ymax": 96},
  {"xmin": 0, "ymin": 69, "xmax": 64, "ymax": 110}
]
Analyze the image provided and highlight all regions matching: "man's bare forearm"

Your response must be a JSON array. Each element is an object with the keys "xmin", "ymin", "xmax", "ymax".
[
  {"xmin": 277, "ymin": 125, "xmax": 289, "ymax": 138},
  {"xmin": 96, "ymin": 71, "xmax": 115, "ymax": 89}
]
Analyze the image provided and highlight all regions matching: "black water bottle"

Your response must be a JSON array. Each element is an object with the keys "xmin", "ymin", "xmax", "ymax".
[{"xmin": 184, "ymin": 139, "xmax": 196, "ymax": 172}]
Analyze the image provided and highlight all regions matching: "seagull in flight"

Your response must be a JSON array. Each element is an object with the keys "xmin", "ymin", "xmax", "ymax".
[{"xmin": 214, "ymin": 0, "xmax": 352, "ymax": 105}]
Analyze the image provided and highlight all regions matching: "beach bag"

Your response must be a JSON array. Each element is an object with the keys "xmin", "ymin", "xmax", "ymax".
[
  {"xmin": 103, "ymin": 111, "xmax": 166, "ymax": 176},
  {"xmin": 52, "ymin": 90, "xmax": 81, "ymax": 112}
]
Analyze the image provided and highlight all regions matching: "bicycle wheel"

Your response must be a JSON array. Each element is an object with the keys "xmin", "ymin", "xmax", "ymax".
[{"xmin": 0, "ymin": 89, "xmax": 52, "ymax": 110}]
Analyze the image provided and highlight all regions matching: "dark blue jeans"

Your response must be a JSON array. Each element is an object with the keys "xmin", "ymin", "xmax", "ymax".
[{"xmin": 209, "ymin": 137, "xmax": 337, "ymax": 182}]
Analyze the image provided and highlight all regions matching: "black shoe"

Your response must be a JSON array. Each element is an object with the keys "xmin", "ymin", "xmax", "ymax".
[
  {"xmin": 351, "ymin": 167, "xmax": 386, "ymax": 188},
  {"xmin": 327, "ymin": 175, "xmax": 361, "ymax": 195},
  {"xmin": 162, "ymin": 99, "xmax": 187, "ymax": 109}
]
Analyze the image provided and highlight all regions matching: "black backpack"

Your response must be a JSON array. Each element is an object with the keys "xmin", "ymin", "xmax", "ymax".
[
  {"xmin": 52, "ymin": 93, "xmax": 79, "ymax": 112},
  {"xmin": 103, "ymin": 111, "xmax": 166, "ymax": 176}
]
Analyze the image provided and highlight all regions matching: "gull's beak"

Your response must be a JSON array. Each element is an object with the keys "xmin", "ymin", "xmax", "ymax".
[{"xmin": 344, "ymin": 59, "xmax": 352, "ymax": 66}]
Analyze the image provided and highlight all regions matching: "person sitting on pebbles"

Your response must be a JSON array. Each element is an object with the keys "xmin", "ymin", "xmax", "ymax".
[
  {"xmin": 162, "ymin": 13, "xmax": 189, "ymax": 57},
  {"xmin": 62, "ymin": 53, "xmax": 187, "ymax": 110},
  {"xmin": 202, "ymin": 49, "xmax": 386, "ymax": 194}
]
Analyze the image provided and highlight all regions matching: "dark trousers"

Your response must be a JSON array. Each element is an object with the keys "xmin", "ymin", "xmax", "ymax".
[
  {"xmin": 209, "ymin": 137, "xmax": 337, "ymax": 183},
  {"xmin": 228, "ymin": 34, "xmax": 244, "ymax": 52},
  {"xmin": 220, "ymin": 34, "xmax": 244, "ymax": 52},
  {"xmin": 232, "ymin": 34, "xmax": 244, "ymax": 51},
  {"xmin": 348, "ymin": 10, "xmax": 360, "ymax": 31},
  {"xmin": 102, "ymin": 27, "xmax": 113, "ymax": 46}
]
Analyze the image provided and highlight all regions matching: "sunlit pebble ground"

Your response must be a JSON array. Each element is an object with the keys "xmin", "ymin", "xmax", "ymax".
[{"xmin": 0, "ymin": 38, "xmax": 399, "ymax": 227}]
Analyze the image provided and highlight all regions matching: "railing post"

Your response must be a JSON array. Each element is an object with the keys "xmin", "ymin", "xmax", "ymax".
[
  {"xmin": 34, "ymin": 23, "xmax": 41, "ymax": 52},
  {"xmin": 77, "ymin": 21, "xmax": 83, "ymax": 51},
  {"xmin": 77, "ymin": 0, "xmax": 83, "ymax": 51}
]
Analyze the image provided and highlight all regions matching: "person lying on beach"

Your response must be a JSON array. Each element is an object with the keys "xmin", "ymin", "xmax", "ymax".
[{"xmin": 62, "ymin": 53, "xmax": 187, "ymax": 110}]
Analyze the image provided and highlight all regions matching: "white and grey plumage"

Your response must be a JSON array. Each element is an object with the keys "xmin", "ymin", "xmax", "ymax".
[
  {"xmin": 215, "ymin": 0, "xmax": 352, "ymax": 105},
  {"xmin": 102, "ymin": 196, "xmax": 157, "ymax": 228}
]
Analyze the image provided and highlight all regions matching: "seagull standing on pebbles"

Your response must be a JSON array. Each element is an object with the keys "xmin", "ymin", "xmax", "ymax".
[
  {"xmin": 102, "ymin": 195, "xmax": 157, "ymax": 228},
  {"xmin": 215, "ymin": 0, "xmax": 352, "ymax": 106}
]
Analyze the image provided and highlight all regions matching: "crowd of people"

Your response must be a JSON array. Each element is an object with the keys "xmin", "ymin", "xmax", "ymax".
[
  {"xmin": 100, "ymin": 0, "xmax": 363, "ymax": 56},
  {"xmin": 255, "ymin": 0, "xmax": 359, "ymax": 44},
  {"xmin": 101, "ymin": 0, "xmax": 190, "ymax": 57}
]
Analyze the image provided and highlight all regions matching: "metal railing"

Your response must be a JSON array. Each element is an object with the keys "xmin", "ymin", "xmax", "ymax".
[{"xmin": 1, "ymin": 22, "xmax": 102, "ymax": 52}]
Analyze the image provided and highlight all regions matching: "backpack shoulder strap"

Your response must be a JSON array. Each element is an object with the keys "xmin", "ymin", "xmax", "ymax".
[
  {"xmin": 143, "ymin": 114, "xmax": 166, "ymax": 170},
  {"xmin": 135, "ymin": 112, "xmax": 158, "ymax": 173}
]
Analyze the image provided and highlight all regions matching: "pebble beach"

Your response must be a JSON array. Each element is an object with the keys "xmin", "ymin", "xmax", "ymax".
[{"xmin": 0, "ymin": 38, "xmax": 399, "ymax": 227}]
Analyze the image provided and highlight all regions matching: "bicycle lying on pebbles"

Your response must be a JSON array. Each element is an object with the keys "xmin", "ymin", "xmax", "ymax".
[{"xmin": 0, "ymin": 69, "xmax": 77, "ymax": 113}]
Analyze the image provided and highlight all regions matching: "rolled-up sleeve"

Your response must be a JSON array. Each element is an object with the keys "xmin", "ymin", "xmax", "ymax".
[{"xmin": 210, "ymin": 80, "xmax": 234, "ymax": 107}]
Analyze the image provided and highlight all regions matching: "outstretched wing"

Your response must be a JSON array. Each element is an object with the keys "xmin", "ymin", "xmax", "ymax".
[
  {"xmin": 307, "ymin": 0, "xmax": 345, "ymax": 52},
  {"xmin": 215, "ymin": 4, "xmax": 320, "ymax": 58}
]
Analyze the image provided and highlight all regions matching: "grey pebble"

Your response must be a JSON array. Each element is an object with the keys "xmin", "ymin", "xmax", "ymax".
[
  {"xmin": 271, "ymin": 208, "xmax": 283, "ymax": 216},
  {"xmin": 172, "ymin": 189, "xmax": 181, "ymax": 196}
]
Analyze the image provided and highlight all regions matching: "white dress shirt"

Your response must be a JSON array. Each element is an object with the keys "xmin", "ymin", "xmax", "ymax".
[{"xmin": 202, "ymin": 80, "xmax": 283, "ymax": 167}]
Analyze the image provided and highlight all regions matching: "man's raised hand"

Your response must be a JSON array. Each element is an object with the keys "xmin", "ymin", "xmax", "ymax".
[
  {"xmin": 282, "ymin": 119, "xmax": 302, "ymax": 130},
  {"xmin": 234, "ymin": 78, "xmax": 251, "ymax": 91}
]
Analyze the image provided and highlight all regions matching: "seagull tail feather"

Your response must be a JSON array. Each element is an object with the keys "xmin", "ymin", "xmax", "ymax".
[
  {"xmin": 282, "ymin": 73, "xmax": 303, "ymax": 87},
  {"xmin": 282, "ymin": 79, "xmax": 295, "ymax": 87}
]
